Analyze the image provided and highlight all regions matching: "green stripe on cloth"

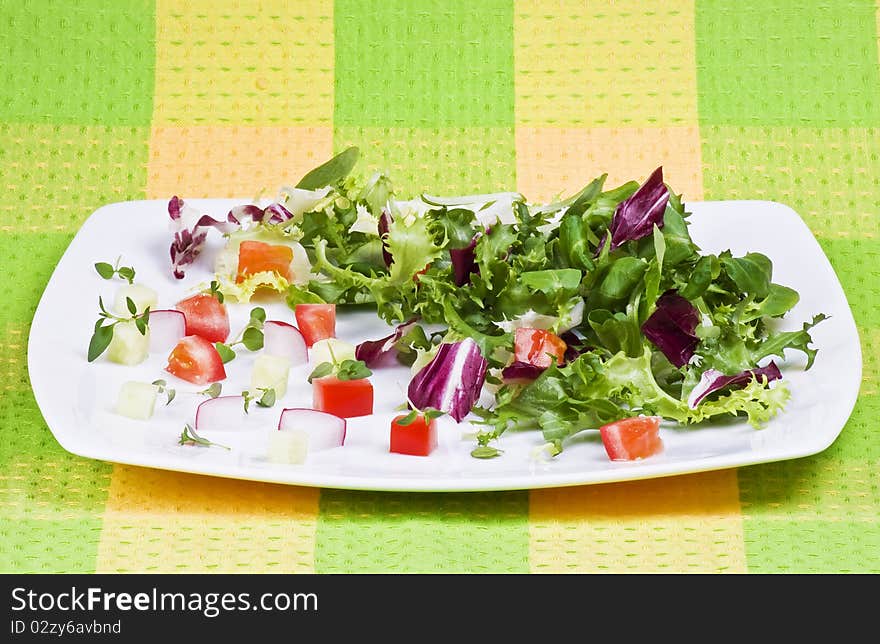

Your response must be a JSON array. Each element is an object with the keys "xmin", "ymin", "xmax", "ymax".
[
  {"xmin": 739, "ymin": 394, "xmax": 880, "ymax": 573},
  {"xmin": 699, "ymin": 126, "xmax": 880, "ymax": 240},
  {"xmin": 0, "ymin": 232, "xmax": 76, "ymax": 328},
  {"xmin": 0, "ymin": 390, "xmax": 111, "ymax": 573},
  {"xmin": 819, "ymin": 238, "xmax": 880, "ymax": 329},
  {"xmin": 315, "ymin": 490, "xmax": 529, "ymax": 573},
  {"xmin": 333, "ymin": 0, "xmax": 514, "ymax": 127},
  {"xmin": 700, "ymin": 121, "xmax": 879, "ymax": 572},
  {"xmin": 323, "ymin": 0, "xmax": 526, "ymax": 573},
  {"xmin": 0, "ymin": 1, "xmax": 156, "ymax": 125},
  {"xmin": 0, "ymin": 519, "xmax": 104, "ymax": 574},
  {"xmin": 695, "ymin": 1, "xmax": 880, "ymax": 126}
]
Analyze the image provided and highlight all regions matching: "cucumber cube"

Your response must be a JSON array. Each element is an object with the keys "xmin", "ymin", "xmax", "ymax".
[
  {"xmin": 268, "ymin": 430, "xmax": 308, "ymax": 465},
  {"xmin": 250, "ymin": 354, "xmax": 291, "ymax": 398},
  {"xmin": 115, "ymin": 381, "xmax": 159, "ymax": 420},
  {"xmin": 106, "ymin": 320, "xmax": 150, "ymax": 365},
  {"xmin": 114, "ymin": 283, "xmax": 158, "ymax": 315},
  {"xmin": 309, "ymin": 338, "xmax": 356, "ymax": 367}
]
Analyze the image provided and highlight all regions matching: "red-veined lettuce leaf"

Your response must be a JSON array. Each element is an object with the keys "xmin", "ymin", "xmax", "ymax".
[
  {"xmin": 641, "ymin": 290, "xmax": 699, "ymax": 368},
  {"xmin": 687, "ymin": 362, "xmax": 783, "ymax": 408},
  {"xmin": 407, "ymin": 338, "xmax": 488, "ymax": 422},
  {"xmin": 355, "ymin": 319, "xmax": 418, "ymax": 367},
  {"xmin": 169, "ymin": 196, "xmax": 238, "ymax": 279},
  {"xmin": 608, "ymin": 166, "xmax": 669, "ymax": 250}
]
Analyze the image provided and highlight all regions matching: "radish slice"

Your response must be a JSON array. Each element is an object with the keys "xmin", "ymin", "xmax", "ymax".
[
  {"xmin": 195, "ymin": 395, "xmax": 251, "ymax": 432},
  {"xmin": 148, "ymin": 309, "xmax": 186, "ymax": 353},
  {"xmin": 263, "ymin": 320, "xmax": 308, "ymax": 365},
  {"xmin": 277, "ymin": 408, "xmax": 346, "ymax": 451}
]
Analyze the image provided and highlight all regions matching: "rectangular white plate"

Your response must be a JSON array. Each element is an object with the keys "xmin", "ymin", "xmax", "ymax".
[{"xmin": 28, "ymin": 199, "xmax": 861, "ymax": 492}]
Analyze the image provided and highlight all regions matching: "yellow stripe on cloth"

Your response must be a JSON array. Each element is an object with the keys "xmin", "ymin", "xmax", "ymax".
[
  {"xmin": 152, "ymin": 0, "xmax": 334, "ymax": 125},
  {"xmin": 96, "ymin": 466, "xmax": 318, "ymax": 573},
  {"xmin": 515, "ymin": 126, "xmax": 704, "ymax": 203},
  {"xmin": 514, "ymin": 0, "xmax": 698, "ymax": 127},
  {"xmin": 529, "ymin": 471, "xmax": 746, "ymax": 573},
  {"xmin": 146, "ymin": 125, "xmax": 333, "ymax": 199}
]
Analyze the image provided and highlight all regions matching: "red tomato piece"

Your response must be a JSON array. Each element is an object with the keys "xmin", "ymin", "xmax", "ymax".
[
  {"xmin": 513, "ymin": 327, "xmax": 567, "ymax": 368},
  {"xmin": 599, "ymin": 416, "xmax": 663, "ymax": 461},
  {"xmin": 390, "ymin": 413, "xmax": 438, "ymax": 457},
  {"xmin": 165, "ymin": 335, "xmax": 227, "ymax": 385},
  {"xmin": 312, "ymin": 376, "xmax": 373, "ymax": 418},
  {"xmin": 175, "ymin": 293, "xmax": 230, "ymax": 343},
  {"xmin": 236, "ymin": 240, "xmax": 294, "ymax": 283},
  {"xmin": 295, "ymin": 303, "xmax": 336, "ymax": 347}
]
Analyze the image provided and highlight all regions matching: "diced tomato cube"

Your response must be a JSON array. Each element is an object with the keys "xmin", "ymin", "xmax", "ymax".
[
  {"xmin": 513, "ymin": 327, "xmax": 567, "ymax": 368},
  {"xmin": 165, "ymin": 335, "xmax": 227, "ymax": 385},
  {"xmin": 236, "ymin": 240, "xmax": 294, "ymax": 283},
  {"xmin": 312, "ymin": 376, "xmax": 373, "ymax": 418},
  {"xmin": 390, "ymin": 413, "xmax": 438, "ymax": 456},
  {"xmin": 599, "ymin": 416, "xmax": 664, "ymax": 461},
  {"xmin": 175, "ymin": 293, "xmax": 230, "ymax": 343},
  {"xmin": 295, "ymin": 303, "xmax": 336, "ymax": 347}
]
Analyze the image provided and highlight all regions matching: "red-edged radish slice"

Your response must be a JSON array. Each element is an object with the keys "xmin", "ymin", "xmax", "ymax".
[
  {"xmin": 263, "ymin": 320, "xmax": 308, "ymax": 365},
  {"xmin": 195, "ymin": 395, "xmax": 250, "ymax": 432},
  {"xmin": 277, "ymin": 408, "xmax": 346, "ymax": 451},
  {"xmin": 148, "ymin": 309, "xmax": 186, "ymax": 353}
]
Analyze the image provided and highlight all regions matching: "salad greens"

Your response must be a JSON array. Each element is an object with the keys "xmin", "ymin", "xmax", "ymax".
[{"xmin": 175, "ymin": 147, "xmax": 824, "ymax": 457}]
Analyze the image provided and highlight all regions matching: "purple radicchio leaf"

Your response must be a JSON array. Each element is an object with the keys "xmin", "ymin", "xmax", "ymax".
[
  {"xmin": 227, "ymin": 204, "xmax": 266, "ymax": 226},
  {"xmin": 450, "ymin": 236, "xmax": 478, "ymax": 287},
  {"xmin": 355, "ymin": 319, "xmax": 418, "ymax": 368},
  {"xmin": 501, "ymin": 360, "xmax": 545, "ymax": 382},
  {"xmin": 263, "ymin": 202, "xmax": 295, "ymax": 224},
  {"xmin": 560, "ymin": 330, "xmax": 592, "ymax": 364},
  {"xmin": 607, "ymin": 166, "xmax": 670, "ymax": 251},
  {"xmin": 641, "ymin": 290, "xmax": 700, "ymax": 368},
  {"xmin": 407, "ymin": 338, "xmax": 488, "ymax": 422},
  {"xmin": 378, "ymin": 209, "xmax": 393, "ymax": 267},
  {"xmin": 169, "ymin": 196, "xmax": 239, "ymax": 279},
  {"xmin": 687, "ymin": 362, "xmax": 783, "ymax": 409}
]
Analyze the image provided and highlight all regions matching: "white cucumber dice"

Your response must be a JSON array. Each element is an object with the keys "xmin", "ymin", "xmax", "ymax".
[
  {"xmin": 268, "ymin": 430, "xmax": 309, "ymax": 465},
  {"xmin": 113, "ymin": 283, "xmax": 158, "ymax": 315},
  {"xmin": 115, "ymin": 381, "xmax": 159, "ymax": 420},
  {"xmin": 309, "ymin": 338, "xmax": 356, "ymax": 367},
  {"xmin": 250, "ymin": 354, "xmax": 291, "ymax": 398},
  {"xmin": 106, "ymin": 320, "xmax": 150, "ymax": 365}
]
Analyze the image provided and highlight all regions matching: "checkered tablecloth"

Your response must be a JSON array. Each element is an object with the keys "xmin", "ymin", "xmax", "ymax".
[{"xmin": 1, "ymin": 0, "xmax": 877, "ymax": 573}]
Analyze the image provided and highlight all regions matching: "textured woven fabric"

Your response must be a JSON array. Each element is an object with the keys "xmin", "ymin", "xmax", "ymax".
[{"xmin": 1, "ymin": 0, "xmax": 877, "ymax": 574}]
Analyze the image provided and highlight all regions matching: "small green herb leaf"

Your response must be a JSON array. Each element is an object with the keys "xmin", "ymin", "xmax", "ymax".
[
  {"xmin": 201, "ymin": 382, "xmax": 222, "ymax": 398},
  {"xmin": 208, "ymin": 280, "xmax": 225, "ymax": 304},
  {"xmin": 307, "ymin": 362, "xmax": 334, "ymax": 383},
  {"xmin": 88, "ymin": 323, "xmax": 115, "ymax": 362},
  {"xmin": 215, "ymin": 342, "xmax": 236, "ymax": 363},
  {"xmin": 94, "ymin": 262, "xmax": 115, "ymax": 279},
  {"xmin": 165, "ymin": 388, "xmax": 177, "ymax": 405},
  {"xmin": 117, "ymin": 266, "xmax": 136, "ymax": 284},
  {"xmin": 241, "ymin": 327, "xmax": 264, "ymax": 351},
  {"xmin": 256, "ymin": 388, "xmax": 276, "ymax": 408},
  {"xmin": 471, "ymin": 445, "xmax": 504, "ymax": 459},
  {"xmin": 249, "ymin": 307, "xmax": 267, "ymax": 325},
  {"xmin": 395, "ymin": 410, "xmax": 419, "ymax": 426},
  {"xmin": 178, "ymin": 424, "xmax": 230, "ymax": 450},
  {"xmin": 135, "ymin": 315, "xmax": 148, "ymax": 336},
  {"xmin": 335, "ymin": 359, "xmax": 372, "ymax": 381},
  {"xmin": 423, "ymin": 408, "xmax": 445, "ymax": 421}
]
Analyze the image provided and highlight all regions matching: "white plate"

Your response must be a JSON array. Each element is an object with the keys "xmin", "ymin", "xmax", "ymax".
[{"xmin": 28, "ymin": 200, "xmax": 861, "ymax": 492}]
